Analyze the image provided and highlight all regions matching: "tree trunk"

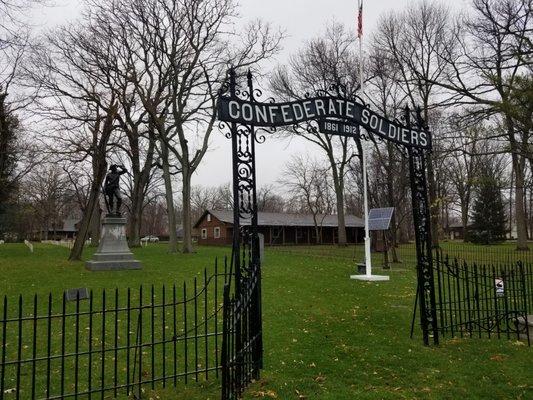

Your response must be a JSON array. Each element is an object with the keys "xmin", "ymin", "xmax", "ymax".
[
  {"xmin": 335, "ymin": 188, "xmax": 347, "ymax": 246},
  {"xmin": 89, "ymin": 204, "xmax": 101, "ymax": 247},
  {"xmin": 529, "ymin": 161, "xmax": 533, "ymax": 239},
  {"xmin": 68, "ymin": 101, "xmax": 116, "ymax": 261},
  {"xmin": 312, "ymin": 215, "xmax": 321, "ymax": 244},
  {"xmin": 128, "ymin": 193, "xmax": 142, "ymax": 248},
  {"xmin": 69, "ymin": 167, "xmax": 106, "ymax": 260},
  {"xmin": 181, "ymin": 167, "xmax": 193, "ymax": 253},
  {"xmin": 513, "ymin": 152, "xmax": 529, "ymax": 250},
  {"xmin": 386, "ymin": 143, "xmax": 400, "ymax": 262},
  {"xmin": 161, "ymin": 143, "xmax": 178, "ymax": 253},
  {"xmin": 128, "ymin": 138, "xmax": 155, "ymax": 248},
  {"xmin": 510, "ymin": 168, "xmax": 514, "ymax": 239},
  {"xmin": 508, "ymin": 120, "xmax": 529, "ymax": 251},
  {"xmin": 329, "ymin": 157, "xmax": 346, "ymax": 246},
  {"xmin": 461, "ymin": 204, "xmax": 469, "ymax": 242},
  {"xmin": 427, "ymin": 154, "xmax": 440, "ymax": 248}
]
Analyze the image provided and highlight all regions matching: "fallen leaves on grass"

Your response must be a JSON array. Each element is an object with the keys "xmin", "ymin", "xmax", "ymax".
[
  {"xmin": 490, "ymin": 354, "xmax": 508, "ymax": 362},
  {"xmin": 250, "ymin": 390, "xmax": 277, "ymax": 398}
]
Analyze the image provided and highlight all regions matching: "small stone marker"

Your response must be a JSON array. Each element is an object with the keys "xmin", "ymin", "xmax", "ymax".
[
  {"xmin": 516, "ymin": 315, "xmax": 532, "ymax": 341},
  {"xmin": 65, "ymin": 288, "xmax": 89, "ymax": 301}
]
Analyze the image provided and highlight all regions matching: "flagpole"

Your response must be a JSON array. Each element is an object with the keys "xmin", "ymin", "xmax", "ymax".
[
  {"xmin": 358, "ymin": 0, "xmax": 372, "ymax": 277},
  {"xmin": 351, "ymin": 0, "xmax": 389, "ymax": 282}
]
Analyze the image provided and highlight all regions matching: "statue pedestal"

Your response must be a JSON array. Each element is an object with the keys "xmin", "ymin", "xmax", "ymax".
[{"xmin": 85, "ymin": 216, "xmax": 142, "ymax": 271}]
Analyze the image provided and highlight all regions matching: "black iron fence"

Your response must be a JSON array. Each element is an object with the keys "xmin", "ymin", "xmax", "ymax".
[
  {"xmin": 437, "ymin": 242, "xmax": 533, "ymax": 266},
  {"xmin": 433, "ymin": 251, "xmax": 532, "ymax": 345},
  {"xmin": 0, "ymin": 258, "xmax": 231, "ymax": 400},
  {"xmin": 273, "ymin": 241, "xmax": 533, "ymax": 268},
  {"xmin": 221, "ymin": 261, "xmax": 262, "ymax": 400}
]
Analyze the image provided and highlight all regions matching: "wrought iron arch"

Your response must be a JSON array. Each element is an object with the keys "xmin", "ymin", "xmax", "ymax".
[{"xmin": 218, "ymin": 68, "xmax": 438, "ymax": 399}]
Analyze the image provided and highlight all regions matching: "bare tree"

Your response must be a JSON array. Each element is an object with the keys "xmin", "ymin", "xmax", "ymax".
[
  {"xmin": 441, "ymin": 119, "xmax": 490, "ymax": 237},
  {"xmin": 157, "ymin": 140, "xmax": 180, "ymax": 252},
  {"xmin": 257, "ymin": 185, "xmax": 285, "ymax": 212},
  {"xmin": 426, "ymin": 0, "xmax": 532, "ymax": 249},
  {"xmin": 364, "ymin": 46, "xmax": 410, "ymax": 260},
  {"xmin": 190, "ymin": 183, "xmax": 234, "ymax": 226},
  {"xmin": 82, "ymin": 0, "xmax": 281, "ymax": 253},
  {"xmin": 23, "ymin": 165, "xmax": 72, "ymax": 240},
  {"xmin": 372, "ymin": 1, "xmax": 457, "ymax": 248},
  {"xmin": 279, "ymin": 155, "xmax": 334, "ymax": 244},
  {"xmin": 141, "ymin": 199, "xmax": 168, "ymax": 237},
  {"xmin": 271, "ymin": 21, "xmax": 359, "ymax": 246},
  {"xmin": 24, "ymin": 23, "xmax": 119, "ymax": 260}
]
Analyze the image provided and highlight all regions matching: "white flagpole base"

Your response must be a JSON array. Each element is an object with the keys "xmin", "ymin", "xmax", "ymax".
[{"xmin": 350, "ymin": 274, "xmax": 390, "ymax": 281}]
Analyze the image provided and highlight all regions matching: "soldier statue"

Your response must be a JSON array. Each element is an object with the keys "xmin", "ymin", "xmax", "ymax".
[{"xmin": 104, "ymin": 164, "xmax": 127, "ymax": 216}]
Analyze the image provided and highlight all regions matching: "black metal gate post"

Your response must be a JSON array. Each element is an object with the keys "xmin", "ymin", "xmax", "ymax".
[
  {"xmin": 222, "ymin": 68, "xmax": 263, "ymax": 399},
  {"xmin": 228, "ymin": 67, "xmax": 244, "ymax": 392},
  {"xmin": 247, "ymin": 71, "xmax": 263, "ymax": 374},
  {"xmin": 406, "ymin": 107, "xmax": 439, "ymax": 345}
]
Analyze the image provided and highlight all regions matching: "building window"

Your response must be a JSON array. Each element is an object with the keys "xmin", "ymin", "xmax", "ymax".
[
  {"xmin": 207, "ymin": 214, "xmax": 211, "ymax": 222},
  {"xmin": 214, "ymin": 227, "xmax": 221, "ymax": 239},
  {"xmin": 201, "ymin": 228, "xmax": 207, "ymax": 239}
]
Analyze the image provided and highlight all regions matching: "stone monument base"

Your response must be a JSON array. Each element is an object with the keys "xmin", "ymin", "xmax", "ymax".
[
  {"xmin": 86, "ymin": 216, "xmax": 142, "ymax": 271},
  {"xmin": 517, "ymin": 315, "xmax": 532, "ymax": 341}
]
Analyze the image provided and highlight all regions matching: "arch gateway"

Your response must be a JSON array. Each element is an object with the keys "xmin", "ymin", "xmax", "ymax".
[{"xmin": 217, "ymin": 69, "xmax": 437, "ymax": 398}]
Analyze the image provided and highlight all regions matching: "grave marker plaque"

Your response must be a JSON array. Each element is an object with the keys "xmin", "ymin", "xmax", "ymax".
[{"xmin": 65, "ymin": 287, "xmax": 89, "ymax": 301}]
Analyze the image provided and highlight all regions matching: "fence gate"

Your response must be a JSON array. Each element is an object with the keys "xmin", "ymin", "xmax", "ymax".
[{"xmin": 218, "ymin": 68, "xmax": 439, "ymax": 398}]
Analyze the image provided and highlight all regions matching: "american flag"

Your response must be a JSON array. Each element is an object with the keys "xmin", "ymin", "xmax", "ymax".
[{"xmin": 357, "ymin": 0, "xmax": 363, "ymax": 38}]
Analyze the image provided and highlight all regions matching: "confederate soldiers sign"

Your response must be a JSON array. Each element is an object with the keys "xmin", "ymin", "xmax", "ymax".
[{"xmin": 218, "ymin": 95, "xmax": 431, "ymax": 150}]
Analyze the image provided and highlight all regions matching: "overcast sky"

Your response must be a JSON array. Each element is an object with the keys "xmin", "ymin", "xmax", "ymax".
[{"xmin": 33, "ymin": 0, "xmax": 470, "ymax": 191}]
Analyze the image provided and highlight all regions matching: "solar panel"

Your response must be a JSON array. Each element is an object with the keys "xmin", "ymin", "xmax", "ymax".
[{"xmin": 368, "ymin": 207, "xmax": 395, "ymax": 231}]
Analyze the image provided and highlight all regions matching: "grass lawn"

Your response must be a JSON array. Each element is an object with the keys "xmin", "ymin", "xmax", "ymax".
[{"xmin": 0, "ymin": 242, "xmax": 531, "ymax": 399}]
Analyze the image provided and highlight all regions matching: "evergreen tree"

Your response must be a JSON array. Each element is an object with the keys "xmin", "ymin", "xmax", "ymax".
[
  {"xmin": 0, "ymin": 90, "xmax": 20, "ymax": 237},
  {"xmin": 468, "ymin": 172, "xmax": 507, "ymax": 245}
]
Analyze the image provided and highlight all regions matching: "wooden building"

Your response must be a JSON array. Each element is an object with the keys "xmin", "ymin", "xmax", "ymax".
[
  {"xmin": 444, "ymin": 221, "xmax": 471, "ymax": 240},
  {"xmin": 194, "ymin": 209, "xmax": 364, "ymax": 246},
  {"xmin": 37, "ymin": 218, "xmax": 79, "ymax": 241}
]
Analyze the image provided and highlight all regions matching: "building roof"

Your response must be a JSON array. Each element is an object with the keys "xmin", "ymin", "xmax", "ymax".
[
  {"xmin": 447, "ymin": 221, "xmax": 473, "ymax": 229},
  {"xmin": 62, "ymin": 219, "xmax": 79, "ymax": 232},
  {"xmin": 194, "ymin": 209, "xmax": 364, "ymax": 228}
]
